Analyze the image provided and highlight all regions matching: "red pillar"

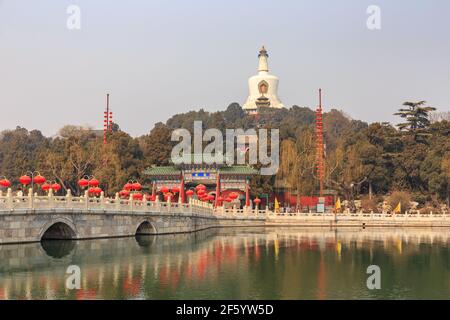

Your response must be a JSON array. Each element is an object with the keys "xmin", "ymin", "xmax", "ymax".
[
  {"xmin": 215, "ymin": 173, "xmax": 221, "ymax": 208},
  {"xmin": 245, "ymin": 179, "xmax": 250, "ymax": 207},
  {"xmin": 180, "ymin": 174, "xmax": 185, "ymax": 203}
]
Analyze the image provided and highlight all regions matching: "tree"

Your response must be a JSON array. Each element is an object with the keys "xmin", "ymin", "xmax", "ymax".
[{"xmin": 394, "ymin": 101, "xmax": 436, "ymax": 142}]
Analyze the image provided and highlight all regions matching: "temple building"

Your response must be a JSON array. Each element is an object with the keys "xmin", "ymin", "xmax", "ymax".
[
  {"xmin": 243, "ymin": 46, "xmax": 285, "ymax": 114},
  {"xmin": 143, "ymin": 154, "xmax": 258, "ymax": 207}
]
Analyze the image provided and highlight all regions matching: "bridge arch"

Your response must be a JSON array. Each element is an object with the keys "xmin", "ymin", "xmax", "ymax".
[
  {"xmin": 40, "ymin": 218, "xmax": 78, "ymax": 241},
  {"xmin": 135, "ymin": 220, "xmax": 157, "ymax": 235}
]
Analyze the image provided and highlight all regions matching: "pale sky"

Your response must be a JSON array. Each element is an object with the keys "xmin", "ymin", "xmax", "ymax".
[{"xmin": 1, "ymin": 0, "xmax": 449, "ymax": 136}]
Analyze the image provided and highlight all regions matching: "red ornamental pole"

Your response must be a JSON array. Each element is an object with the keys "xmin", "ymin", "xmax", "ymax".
[
  {"xmin": 180, "ymin": 174, "xmax": 185, "ymax": 203},
  {"xmin": 214, "ymin": 173, "xmax": 220, "ymax": 208},
  {"xmin": 316, "ymin": 89, "xmax": 325, "ymax": 197}
]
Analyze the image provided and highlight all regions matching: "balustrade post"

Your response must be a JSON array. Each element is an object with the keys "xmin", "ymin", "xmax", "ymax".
[
  {"xmin": 115, "ymin": 192, "xmax": 120, "ymax": 211},
  {"xmin": 66, "ymin": 189, "xmax": 72, "ymax": 209},
  {"xmin": 7, "ymin": 188, "xmax": 13, "ymax": 210},
  {"xmin": 100, "ymin": 191, "xmax": 105, "ymax": 209},
  {"xmin": 168, "ymin": 198, "xmax": 171, "ymax": 213},
  {"xmin": 28, "ymin": 187, "xmax": 33, "ymax": 210},
  {"xmin": 84, "ymin": 190, "xmax": 89, "ymax": 211},
  {"xmin": 129, "ymin": 194, "xmax": 133, "ymax": 211},
  {"xmin": 48, "ymin": 189, "xmax": 54, "ymax": 208}
]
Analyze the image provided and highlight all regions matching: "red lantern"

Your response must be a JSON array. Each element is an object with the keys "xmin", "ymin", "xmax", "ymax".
[
  {"xmin": 195, "ymin": 184, "xmax": 206, "ymax": 191},
  {"xmin": 160, "ymin": 186, "xmax": 169, "ymax": 193},
  {"xmin": 145, "ymin": 194, "xmax": 153, "ymax": 201},
  {"xmin": 171, "ymin": 187, "xmax": 180, "ymax": 193},
  {"xmin": 217, "ymin": 196, "xmax": 224, "ymax": 202},
  {"xmin": 186, "ymin": 189, "xmax": 194, "ymax": 196},
  {"xmin": 254, "ymin": 198, "xmax": 261, "ymax": 205},
  {"xmin": 41, "ymin": 183, "xmax": 51, "ymax": 192},
  {"xmin": 132, "ymin": 182, "xmax": 142, "ymax": 191},
  {"xmin": 225, "ymin": 197, "xmax": 232, "ymax": 202},
  {"xmin": 78, "ymin": 178, "xmax": 89, "ymax": 188},
  {"xmin": 94, "ymin": 187, "xmax": 102, "ymax": 195},
  {"xmin": 124, "ymin": 183, "xmax": 133, "ymax": 191},
  {"xmin": 229, "ymin": 192, "xmax": 238, "ymax": 200},
  {"xmin": 19, "ymin": 175, "xmax": 32, "ymax": 185},
  {"xmin": 197, "ymin": 189, "xmax": 206, "ymax": 196},
  {"xmin": 119, "ymin": 190, "xmax": 130, "ymax": 198},
  {"xmin": 207, "ymin": 195, "xmax": 215, "ymax": 201},
  {"xmin": 132, "ymin": 193, "xmax": 143, "ymax": 200},
  {"xmin": 51, "ymin": 183, "xmax": 61, "ymax": 192},
  {"xmin": 88, "ymin": 187, "xmax": 96, "ymax": 194},
  {"xmin": 0, "ymin": 179, "xmax": 11, "ymax": 188},
  {"xmin": 33, "ymin": 175, "xmax": 46, "ymax": 185},
  {"xmin": 88, "ymin": 178, "xmax": 100, "ymax": 187}
]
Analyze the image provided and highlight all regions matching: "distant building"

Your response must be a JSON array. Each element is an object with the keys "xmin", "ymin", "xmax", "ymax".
[{"xmin": 243, "ymin": 46, "xmax": 285, "ymax": 114}]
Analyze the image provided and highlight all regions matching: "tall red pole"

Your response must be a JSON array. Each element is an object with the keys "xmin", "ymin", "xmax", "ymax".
[
  {"xmin": 180, "ymin": 174, "xmax": 185, "ymax": 203},
  {"xmin": 214, "ymin": 173, "xmax": 221, "ymax": 208},
  {"xmin": 316, "ymin": 89, "xmax": 325, "ymax": 197}
]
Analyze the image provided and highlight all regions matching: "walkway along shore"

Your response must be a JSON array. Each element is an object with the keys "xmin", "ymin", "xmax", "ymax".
[{"xmin": 1, "ymin": 188, "xmax": 450, "ymax": 244}]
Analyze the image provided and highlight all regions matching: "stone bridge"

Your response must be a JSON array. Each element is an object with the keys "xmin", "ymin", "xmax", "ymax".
[{"xmin": 0, "ymin": 189, "xmax": 266, "ymax": 244}]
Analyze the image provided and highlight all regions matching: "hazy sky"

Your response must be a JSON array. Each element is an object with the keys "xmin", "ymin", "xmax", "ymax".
[{"xmin": 1, "ymin": 0, "xmax": 449, "ymax": 136}]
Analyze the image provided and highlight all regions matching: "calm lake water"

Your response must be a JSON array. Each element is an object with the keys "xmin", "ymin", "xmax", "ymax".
[{"xmin": 1, "ymin": 227, "xmax": 450, "ymax": 300}]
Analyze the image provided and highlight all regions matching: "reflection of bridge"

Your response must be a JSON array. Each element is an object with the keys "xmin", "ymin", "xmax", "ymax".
[{"xmin": 1, "ymin": 189, "xmax": 450, "ymax": 244}]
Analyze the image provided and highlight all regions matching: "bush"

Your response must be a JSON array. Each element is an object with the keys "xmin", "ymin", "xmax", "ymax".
[
  {"xmin": 361, "ymin": 195, "xmax": 380, "ymax": 213},
  {"xmin": 387, "ymin": 191, "xmax": 412, "ymax": 213}
]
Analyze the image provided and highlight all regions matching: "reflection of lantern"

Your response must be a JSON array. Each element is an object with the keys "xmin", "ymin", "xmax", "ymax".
[
  {"xmin": 89, "ymin": 179, "xmax": 100, "ymax": 187},
  {"xmin": 19, "ymin": 175, "xmax": 32, "ymax": 185},
  {"xmin": 160, "ymin": 186, "xmax": 169, "ymax": 193},
  {"xmin": 33, "ymin": 175, "xmax": 46, "ymax": 185},
  {"xmin": 78, "ymin": 179, "xmax": 89, "ymax": 188},
  {"xmin": 186, "ymin": 189, "xmax": 194, "ymax": 196},
  {"xmin": 41, "ymin": 183, "xmax": 51, "ymax": 192},
  {"xmin": 0, "ymin": 179, "xmax": 11, "ymax": 188}
]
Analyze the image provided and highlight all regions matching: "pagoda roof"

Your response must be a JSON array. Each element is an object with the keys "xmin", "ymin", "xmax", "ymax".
[
  {"xmin": 143, "ymin": 166, "xmax": 181, "ymax": 176},
  {"xmin": 219, "ymin": 166, "xmax": 258, "ymax": 175}
]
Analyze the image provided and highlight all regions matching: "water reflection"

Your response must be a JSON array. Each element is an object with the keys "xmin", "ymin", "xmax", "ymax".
[{"xmin": 1, "ymin": 227, "xmax": 450, "ymax": 299}]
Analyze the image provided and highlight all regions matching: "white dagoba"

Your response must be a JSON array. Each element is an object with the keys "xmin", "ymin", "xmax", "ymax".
[{"xmin": 243, "ymin": 46, "xmax": 285, "ymax": 114}]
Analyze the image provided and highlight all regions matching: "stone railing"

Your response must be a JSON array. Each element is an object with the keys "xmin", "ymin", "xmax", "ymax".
[{"xmin": 0, "ymin": 188, "xmax": 214, "ymax": 216}]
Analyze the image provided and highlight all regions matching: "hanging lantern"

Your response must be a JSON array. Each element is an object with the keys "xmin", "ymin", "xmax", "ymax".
[
  {"xmin": 88, "ymin": 178, "xmax": 100, "ymax": 187},
  {"xmin": 171, "ymin": 187, "xmax": 180, "ymax": 193},
  {"xmin": 225, "ymin": 197, "xmax": 232, "ymax": 202},
  {"xmin": 197, "ymin": 189, "xmax": 206, "ymax": 196},
  {"xmin": 33, "ymin": 175, "xmax": 46, "ymax": 185},
  {"xmin": 93, "ymin": 187, "xmax": 102, "ymax": 195},
  {"xmin": 186, "ymin": 189, "xmax": 194, "ymax": 196},
  {"xmin": 207, "ymin": 195, "xmax": 215, "ymax": 201},
  {"xmin": 217, "ymin": 196, "xmax": 224, "ymax": 202},
  {"xmin": 132, "ymin": 193, "xmax": 143, "ymax": 200},
  {"xmin": 229, "ymin": 192, "xmax": 238, "ymax": 200},
  {"xmin": 253, "ymin": 198, "xmax": 261, "ymax": 205},
  {"xmin": 88, "ymin": 187, "xmax": 96, "ymax": 194},
  {"xmin": 195, "ymin": 184, "xmax": 206, "ymax": 191},
  {"xmin": 160, "ymin": 186, "xmax": 169, "ymax": 193},
  {"xmin": 119, "ymin": 190, "xmax": 130, "ymax": 198},
  {"xmin": 124, "ymin": 182, "xmax": 133, "ymax": 191},
  {"xmin": 78, "ymin": 178, "xmax": 89, "ymax": 188},
  {"xmin": 132, "ymin": 182, "xmax": 142, "ymax": 191},
  {"xmin": 19, "ymin": 175, "xmax": 32, "ymax": 185},
  {"xmin": 51, "ymin": 183, "xmax": 61, "ymax": 193},
  {"xmin": 41, "ymin": 183, "xmax": 51, "ymax": 192},
  {"xmin": 0, "ymin": 178, "xmax": 11, "ymax": 188},
  {"xmin": 145, "ymin": 194, "xmax": 153, "ymax": 201}
]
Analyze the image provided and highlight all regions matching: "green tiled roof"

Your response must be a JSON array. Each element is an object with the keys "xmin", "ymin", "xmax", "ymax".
[
  {"xmin": 169, "ymin": 153, "xmax": 233, "ymax": 164},
  {"xmin": 219, "ymin": 166, "xmax": 259, "ymax": 175},
  {"xmin": 143, "ymin": 166, "xmax": 181, "ymax": 176}
]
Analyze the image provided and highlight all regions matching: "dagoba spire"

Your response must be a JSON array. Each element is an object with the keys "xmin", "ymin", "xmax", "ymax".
[
  {"xmin": 258, "ymin": 46, "xmax": 269, "ymax": 73},
  {"xmin": 243, "ymin": 46, "xmax": 285, "ymax": 114}
]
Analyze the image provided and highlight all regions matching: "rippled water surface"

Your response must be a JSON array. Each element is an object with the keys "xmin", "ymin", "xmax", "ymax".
[{"xmin": 1, "ymin": 227, "xmax": 450, "ymax": 299}]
